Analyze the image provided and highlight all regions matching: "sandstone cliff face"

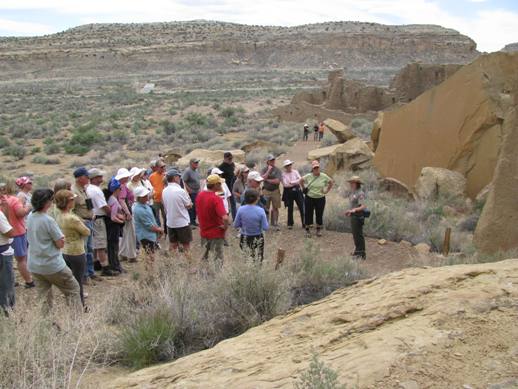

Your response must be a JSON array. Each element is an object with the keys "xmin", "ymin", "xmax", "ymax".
[
  {"xmin": 109, "ymin": 259, "xmax": 518, "ymax": 388},
  {"xmin": 373, "ymin": 52, "xmax": 518, "ymax": 198},
  {"xmin": 0, "ymin": 21, "xmax": 478, "ymax": 84}
]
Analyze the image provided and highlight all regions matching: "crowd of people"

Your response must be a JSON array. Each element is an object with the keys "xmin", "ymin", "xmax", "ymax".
[{"xmin": 0, "ymin": 151, "xmax": 368, "ymax": 316}]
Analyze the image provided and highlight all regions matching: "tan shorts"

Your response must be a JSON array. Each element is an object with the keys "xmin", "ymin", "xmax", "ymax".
[
  {"xmin": 262, "ymin": 188, "xmax": 281, "ymax": 209},
  {"xmin": 92, "ymin": 217, "xmax": 107, "ymax": 249}
]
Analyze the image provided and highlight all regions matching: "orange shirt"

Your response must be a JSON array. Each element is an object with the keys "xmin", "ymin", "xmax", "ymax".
[
  {"xmin": 149, "ymin": 172, "xmax": 165, "ymax": 203},
  {"xmin": 318, "ymin": 124, "xmax": 325, "ymax": 133}
]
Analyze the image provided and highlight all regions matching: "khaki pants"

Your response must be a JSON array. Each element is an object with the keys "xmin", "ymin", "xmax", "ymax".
[{"xmin": 32, "ymin": 267, "xmax": 81, "ymax": 313}]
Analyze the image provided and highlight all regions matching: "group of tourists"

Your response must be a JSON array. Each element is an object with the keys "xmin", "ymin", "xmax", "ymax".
[
  {"xmin": 0, "ymin": 150, "xmax": 368, "ymax": 316},
  {"xmin": 303, "ymin": 122, "xmax": 325, "ymax": 142}
]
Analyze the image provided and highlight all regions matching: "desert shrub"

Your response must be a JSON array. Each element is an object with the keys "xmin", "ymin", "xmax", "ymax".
[
  {"xmin": 160, "ymin": 119, "xmax": 176, "ymax": 135},
  {"xmin": 5, "ymin": 144, "xmax": 26, "ymax": 160},
  {"xmin": 44, "ymin": 141, "xmax": 60, "ymax": 155},
  {"xmin": 0, "ymin": 136, "xmax": 10, "ymax": 148},
  {"xmin": 32, "ymin": 155, "xmax": 60, "ymax": 165},
  {"xmin": 350, "ymin": 118, "xmax": 373, "ymax": 139},
  {"xmin": 119, "ymin": 309, "xmax": 178, "ymax": 369},
  {"xmin": 295, "ymin": 353, "xmax": 346, "ymax": 389},
  {"xmin": 219, "ymin": 106, "xmax": 245, "ymax": 118},
  {"xmin": 184, "ymin": 112, "xmax": 213, "ymax": 128},
  {"xmin": 64, "ymin": 125, "xmax": 101, "ymax": 155},
  {"xmin": 321, "ymin": 132, "xmax": 336, "ymax": 147}
]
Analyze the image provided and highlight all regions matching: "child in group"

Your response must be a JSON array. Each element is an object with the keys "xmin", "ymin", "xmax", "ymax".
[
  {"xmin": 233, "ymin": 189, "xmax": 269, "ymax": 262},
  {"xmin": 132, "ymin": 186, "xmax": 162, "ymax": 270}
]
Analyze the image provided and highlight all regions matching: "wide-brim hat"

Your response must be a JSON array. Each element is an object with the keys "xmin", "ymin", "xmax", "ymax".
[
  {"xmin": 347, "ymin": 175, "xmax": 363, "ymax": 184},
  {"xmin": 129, "ymin": 167, "xmax": 145, "ymax": 179},
  {"xmin": 115, "ymin": 168, "xmax": 131, "ymax": 181},
  {"xmin": 88, "ymin": 168, "xmax": 105, "ymax": 179},
  {"xmin": 248, "ymin": 171, "xmax": 264, "ymax": 182},
  {"xmin": 283, "ymin": 159, "xmax": 294, "ymax": 167},
  {"xmin": 134, "ymin": 186, "xmax": 151, "ymax": 198}
]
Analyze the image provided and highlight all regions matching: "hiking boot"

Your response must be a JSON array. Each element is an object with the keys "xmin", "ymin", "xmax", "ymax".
[
  {"xmin": 93, "ymin": 261, "xmax": 102, "ymax": 271},
  {"xmin": 101, "ymin": 267, "xmax": 116, "ymax": 277},
  {"xmin": 24, "ymin": 281, "xmax": 36, "ymax": 289}
]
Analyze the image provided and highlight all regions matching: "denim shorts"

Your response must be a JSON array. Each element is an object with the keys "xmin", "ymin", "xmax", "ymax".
[{"xmin": 12, "ymin": 234, "xmax": 28, "ymax": 257}]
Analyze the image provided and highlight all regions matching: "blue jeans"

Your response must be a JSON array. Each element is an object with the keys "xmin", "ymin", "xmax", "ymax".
[
  {"xmin": 83, "ymin": 220, "xmax": 95, "ymax": 278},
  {"xmin": 189, "ymin": 192, "xmax": 198, "ymax": 225}
]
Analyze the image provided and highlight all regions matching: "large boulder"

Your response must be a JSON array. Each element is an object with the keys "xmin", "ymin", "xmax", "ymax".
[
  {"xmin": 373, "ymin": 52, "xmax": 518, "ymax": 198},
  {"xmin": 379, "ymin": 177, "xmax": 413, "ymax": 199},
  {"xmin": 370, "ymin": 112, "xmax": 383, "ymax": 152},
  {"xmin": 308, "ymin": 138, "xmax": 373, "ymax": 176},
  {"xmin": 177, "ymin": 149, "xmax": 245, "ymax": 168},
  {"xmin": 323, "ymin": 118, "xmax": 355, "ymax": 143},
  {"xmin": 414, "ymin": 167, "xmax": 467, "ymax": 200},
  {"xmin": 474, "ymin": 94, "xmax": 518, "ymax": 254}
]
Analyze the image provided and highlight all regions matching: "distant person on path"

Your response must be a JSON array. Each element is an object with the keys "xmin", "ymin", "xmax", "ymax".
[
  {"xmin": 281, "ymin": 160, "xmax": 304, "ymax": 230},
  {"xmin": 182, "ymin": 158, "xmax": 201, "ymax": 227},
  {"xmin": 27, "ymin": 189, "xmax": 81, "ymax": 313},
  {"xmin": 0, "ymin": 202, "xmax": 16, "ymax": 316},
  {"xmin": 318, "ymin": 122, "xmax": 325, "ymax": 141},
  {"xmin": 86, "ymin": 168, "xmax": 115, "ymax": 276},
  {"xmin": 303, "ymin": 123, "xmax": 309, "ymax": 141},
  {"xmin": 300, "ymin": 160, "xmax": 334, "ymax": 237},
  {"xmin": 106, "ymin": 178, "xmax": 125, "ymax": 273},
  {"xmin": 218, "ymin": 152, "xmax": 237, "ymax": 220},
  {"xmin": 234, "ymin": 189, "xmax": 269, "ymax": 262},
  {"xmin": 313, "ymin": 124, "xmax": 319, "ymax": 141},
  {"xmin": 4, "ymin": 180, "xmax": 33, "ymax": 288},
  {"xmin": 345, "ymin": 176, "xmax": 367, "ymax": 260},
  {"xmin": 133, "ymin": 186, "xmax": 162, "ymax": 269},
  {"xmin": 115, "ymin": 168, "xmax": 137, "ymax": 262},
  {"xmin": 55, "ymin": 189, "xmax": 90, "ymax": 309},
  {"xmin": 71, "ymin": 167, "xmax": 96, "ymax": 283},
  {"xmin": 163, "ymin": 169, "xmax": 193, "ymax": 257},
  {"xmin": 196, "ymin": 174, "xmax": 229, "ymax": 268},
  {"xmin": 232, "ymin": 165, "xmax": 249, "ymax": 207},
  {"xmin": 15, "ymin": 176, "xmax": 33, "ymax": 213},
  {"xmin": 149, "ymin": 159, "xmax": 167, "ymax": 233},
  {"xmin": 261, "ymin": 154, "xmax": 282, "ymax": 231}
]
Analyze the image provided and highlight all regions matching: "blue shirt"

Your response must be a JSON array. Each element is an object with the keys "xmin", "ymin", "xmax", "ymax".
[
  {"xmin": 234, "ymin": 204, "xmax": 269, "ymax": 236},
  {"xmin": 27, "ymin": 212, "xmax": 66, "ymax": 275},
  {"xmin": 133, "ymin": 202, "xmax": 158, "ymax": 242}
]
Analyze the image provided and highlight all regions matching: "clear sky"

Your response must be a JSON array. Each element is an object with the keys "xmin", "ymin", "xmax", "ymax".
[{"xmin": 0, "ymin": 0, "xmax": 517, "ymax": 52}]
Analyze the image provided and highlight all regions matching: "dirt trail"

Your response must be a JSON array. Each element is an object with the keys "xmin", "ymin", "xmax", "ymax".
[{"xmin": 281, "ymin": 138, "xmax": 321, "ymax": 166}]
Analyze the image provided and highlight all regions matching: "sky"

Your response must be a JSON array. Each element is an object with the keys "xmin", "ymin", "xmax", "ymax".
[{"xmin": 0, "ymin": 0, "xmax": 517, "ymax": 52}]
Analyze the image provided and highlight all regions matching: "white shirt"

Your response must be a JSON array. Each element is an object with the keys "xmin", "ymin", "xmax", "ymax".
[
  {"xmin": 203, "ymin": 182, "xmax": 232, "ymax": 214},
  {"xmin": 0, "ymin": 211, "xmax": 14, "ymax": 256},
  {"xmin": 162, "ymin": 182, "xmax": 192, "ymax": 228},
  {"xmin": 86, "ymin": 184, "xmax": 108, "ymax": 216}
]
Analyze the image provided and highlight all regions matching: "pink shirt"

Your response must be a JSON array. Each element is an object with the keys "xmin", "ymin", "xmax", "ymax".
[
  {"xmin": 108, "ymin": 196, "xmax": 123, "ymax": 222},
  {"xmin": 5, "ymin": 195, "xmax": 26, "ymax": 236},
  {"xmin": 282, "ymin": 170, "xmax": 302, "ymax": 188}
]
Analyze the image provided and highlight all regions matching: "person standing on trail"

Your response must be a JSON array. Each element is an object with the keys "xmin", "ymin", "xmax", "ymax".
[
  {"xmin": 313, "ymin": 124, "xmax": 319, "ymax": 141},
  {"xmin": 300, "ymin": 160, "xmax": 334, "ymax": 237},
  {"xmin": 218, "ymin": 152, "xmax": 237, "ymax": 220},
  {"xmin": 149, "ymin": 159, "xmax": 167, "ymax": 233},
  {"xmin": 133, "ymin": 186, "xmax": 162, "ymax": 270},
  {"xmin": 182, "ymin": 158, "xmax": 201, "ymax": 227},
  {"xmin": 232, "ymin": 165, "xmax": 249, "ymax": 208},
  {"xmin": 261, "ymin": 154, "xmax": 282, "ymax": 231},
  {"xmin": 303, "ymin": 124, "xmax": 310, "ymax": 141},
  {"xmin": 281, "ymin": 160, "xmax": 304, "ymax": 230},
  {"xmin": 318, "ymin": 122, "xmax": 325, "ymax": 141},
  {"xmin": 345, "ymin": 176, "xmax": 367, "ymax": 260},
  {"xmin": 196, "ymin": 174, "xmax": 229, "ymax": 268},
  {"xmin": 242, "ymin": 171, "xmax": 267, "ymax": 211}
]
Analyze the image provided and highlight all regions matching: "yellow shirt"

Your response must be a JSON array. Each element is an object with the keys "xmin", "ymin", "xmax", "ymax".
[{"xmin": 55, "ymin": 210, "xmax": 90, "ymax": 256}]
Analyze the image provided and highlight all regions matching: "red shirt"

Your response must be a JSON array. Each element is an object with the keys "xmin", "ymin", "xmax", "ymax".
[{"xmin": 196, "ymin": 190, "xmax": 227, "ymax": 239}]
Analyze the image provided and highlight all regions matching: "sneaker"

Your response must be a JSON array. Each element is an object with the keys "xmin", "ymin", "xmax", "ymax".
[
  {"xmin": 24, "ymin": 281, "xmax": 36, "ymax": 289},
  {"xmin": 101, "ymin": 268, "xmax": 116, "ymax": 277}
]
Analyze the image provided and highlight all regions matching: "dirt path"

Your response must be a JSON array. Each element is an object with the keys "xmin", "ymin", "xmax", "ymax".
[{"xmin": 281, "ymin": 138, "xmax": 321, "ymax": 165}]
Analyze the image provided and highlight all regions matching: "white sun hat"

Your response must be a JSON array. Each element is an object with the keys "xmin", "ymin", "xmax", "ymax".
[
  {"xmin": 129, "ymin": 167, "xmax": 145, "ymax": 179},
  {"xmin": 115, "ymin": 168, "xmax": 131, "ymax": 181},
  {"xmin": 134, "ymin": 186, "xmax": 151, "ymax": 198},
  {"xmin": 283, "ymin": 159, "xmax": 294, "ymax": 167},
  {"xmin": 211, "ymin": 167, "xmax": 224, "ymax": 175},
  {"xmin": 248, "ymin": 171, "xmax": 264, "ymax": 182}
]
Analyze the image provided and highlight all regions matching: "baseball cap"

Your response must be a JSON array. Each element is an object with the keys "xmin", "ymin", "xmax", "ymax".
[
  {"xmin": 211, "ymin": 167, "xmax": 224, "ymax": 175},
  {"xmin": 248, "ymin": 171, "xmax": 264, "ymax": 182},
  {"xmin": 134, "ymin": 186, "xmax": 151, "ymax": 198},
  {"xmin": 266, "ymin": 154, "xmax": 276, "ymax": 161},
  {"xmin": 108, "ymin": 178, "xmax": 121, "ymax": 192},
  {"xmin": 283, "ymin": 159, "xmax": 294, "ymax": 167},
  {"xmin": 166, "ymin": 169, "xmax": 181, "ymax": 179},
  {"xmin": 224, "ymin": 152, "xmax": 233, "ymax": 158},
  {"xmin": 88, "ymin": 168, "xmax": 105, "ymax": 179},
  {"xmin": 206, "ymin": 174, "xmax": 223, "ymax": 185},
  {"xmin": 311, "ymin": 160, "xmax": 320, "ymax": 169},
  {"xmin": 73, "ymin": 167, "xmax": 89, "ymax": 178},
  {"xmin": 15, "ymin": 176, "xmax": 32, "ymax": 187}
]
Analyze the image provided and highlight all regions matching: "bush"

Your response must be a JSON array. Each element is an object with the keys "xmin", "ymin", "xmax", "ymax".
[
  {"xmin": 32, "ymin": 156, "xmax": 60, "ymax": 165},
  {"xmin": 295, "ymin": 353, "xmax": 346, "ymax": 389},
  {"xmin": 44, "ymin": 142, "xmax": 60, "ymax": 155},
  {"xmin": 119, "ymin": 309, "xmax": 178, "ymax": 369},
  {"xmin": 350, "ymin": 118, "xmax": 373, "ymax": 140},
  {"xmin": 5, "ymin": 145, "xmax": 26, "ymax": 160},
  {"xmin": 0, "ymin": 136, "xmax": 10, "ymax": 149},
  {"xmin": 160, "ymin": 120, "xmax": 176, "ymax": 135}
]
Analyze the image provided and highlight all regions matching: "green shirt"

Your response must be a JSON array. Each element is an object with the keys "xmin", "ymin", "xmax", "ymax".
[{"xmin": 302, "ymin": 173, "xmax": 332, "ymax": 199}]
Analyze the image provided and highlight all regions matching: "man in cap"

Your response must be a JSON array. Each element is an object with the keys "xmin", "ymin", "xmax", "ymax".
[
  {"xmin": 260, "ymin": 154, "xmax": 282, "ymax": 230},
  {"xmin": 133, "ymin": 186, "xmax": 162, "ymax": 268},
  {"xmin": 85, "ymin": 168, "xmax": 115, "ymax": 276},
  {"xmin": 303, "ymin": 124, "xmax": 309, "ymax": 141},
  {"xmin": 72, "ymin": 167, "xmax": 96, "ymax": 282},
  {"xmin": 149, "ymin": 159, "xmax": 167, "ymax": 234},
  {"xmin": 182, "ymin": 158, "xmax": 201, "ymax": 227},
  {"xmin": 218, "ymin": 152, "xmax": 237, "ymax": 220},
  {"xmin": 196, "ymin": 174, "xmax": 229, "ymax": 267},
  {"xmin": 163, "ymin": 169, "xmax": 193, "ymax": 256}
]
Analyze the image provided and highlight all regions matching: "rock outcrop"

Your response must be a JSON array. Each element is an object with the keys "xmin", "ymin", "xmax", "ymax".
[
  {"xmin": 474, "ymin": 91, "xmax": 518, "ymax": 253},
  {"xmin": 177, "ymin": 148, "xmax": 245, "ymax": 167},
  {"xmin": 373, "ymin": 52, "xmax": 518, "ymax": 198},
  {"xmin": 109, "ymin": 259, "xmax": 518, "ymax": 388},
  {"xmin": 414, "ymin": 167, "xmax": 467, "ymax": 200},
  {"xmin": 0, "ymin": 21, "xmax": 478, "ymax": 85},
  {"xmin": 308, "ymin": 138, "xmax": 373, "ymax": 175},
  {"xmin": 323, "ymin": 118, "xmax": 355, "ymax": 142}
]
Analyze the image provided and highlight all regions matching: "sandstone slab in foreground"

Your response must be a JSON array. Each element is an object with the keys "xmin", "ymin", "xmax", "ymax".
[{"xmin": 109, "ymin": 259, "xmax": 518, "ymax": 388}]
